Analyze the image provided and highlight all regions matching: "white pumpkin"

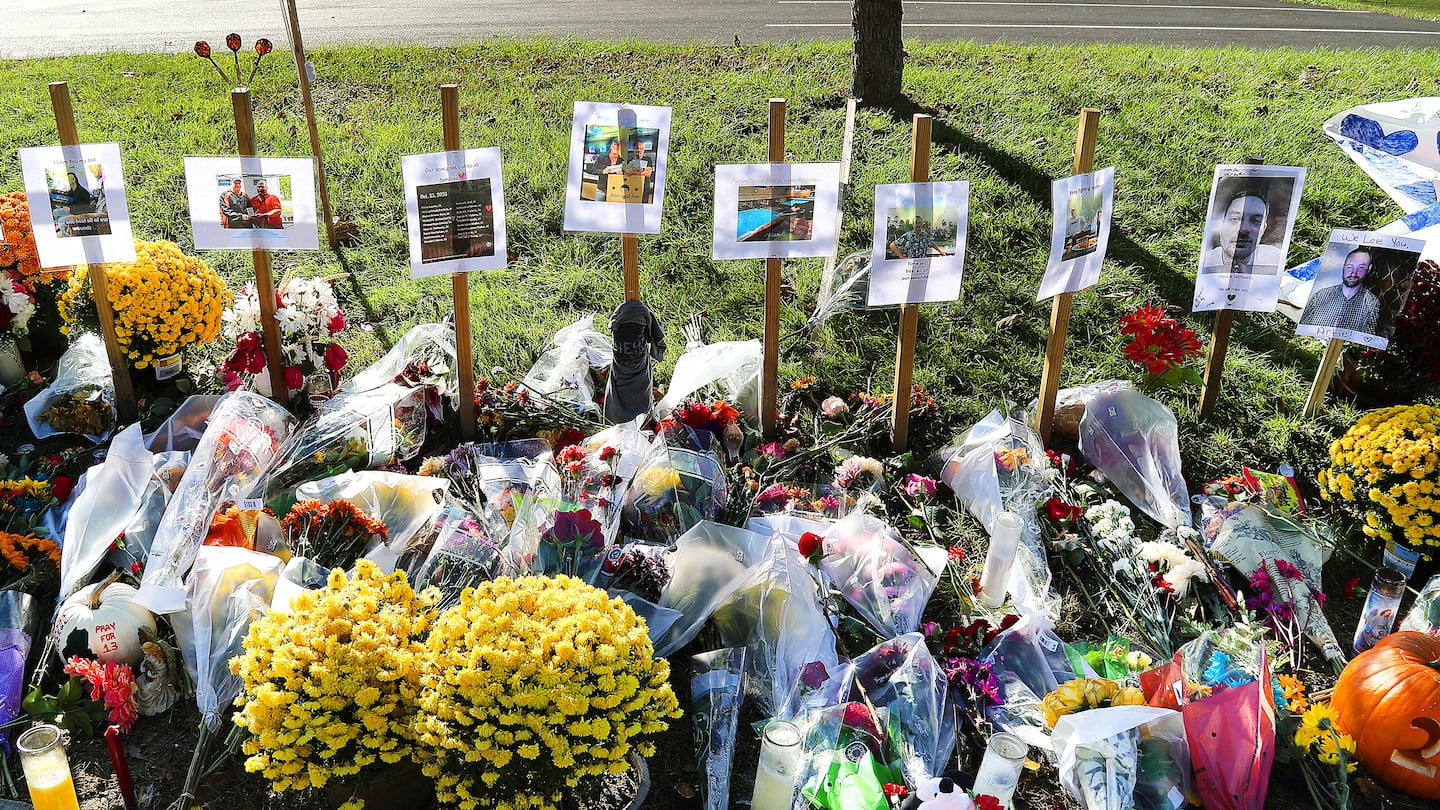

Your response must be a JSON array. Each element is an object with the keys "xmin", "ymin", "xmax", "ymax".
[{"xmin": 55, "ymin": 576, "xmax": 157, "ymax": 667}]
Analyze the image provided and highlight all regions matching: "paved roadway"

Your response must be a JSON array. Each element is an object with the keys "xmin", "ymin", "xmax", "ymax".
[{"xmin": 5, "ymin": 0, "xmax": 1440, "ymax": 57}]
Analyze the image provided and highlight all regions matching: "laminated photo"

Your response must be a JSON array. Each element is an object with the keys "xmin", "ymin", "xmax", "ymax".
[
  {"xmin": 1039, "ymin": 167, "xmax": 1115, "ymax": 301},
  {"xmin": 1192, "ymin": 164, "xmax": 1305, "ymax": 313},
  {"xmin": 868, "ymin": 180, "xmax": 969, "ymax": 306},
  {"xmin": 185, "ymin": 156, "xmax": 320, "ymax": 250},
  {"xmin": 401, "ymin": 148, "xmax": 507, "ymax": 278},
  {"xmin": 712, "ymin": 163, "xmax": 842, "ymax": 260},
  {"xmin": 19, "ymin": 142, "xmax": 136, "ymax": 267},
  {"xmin": 564, "ymin": 102, "xmax": 671, "ymax": 234},
  {"xmin": 1297, "ymin": 229, "xmax": 1425, "ymax": 350}
]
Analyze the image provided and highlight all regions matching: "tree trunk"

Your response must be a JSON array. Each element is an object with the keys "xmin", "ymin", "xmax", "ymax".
[{"xmin": 852, "ymin": 0, "xmax": 904, "ymax": 108}]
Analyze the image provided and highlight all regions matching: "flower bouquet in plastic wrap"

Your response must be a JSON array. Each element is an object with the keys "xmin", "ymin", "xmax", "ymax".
[
  {"xmin": 1071, "ymin": 385, "xmax": 1190, "ymax": 530},
  {"xmin": 25, "ymin": 334, "xmax": 116, "ymax": 443},
  {"xmin": 404, "ymin": 503, "xmax": 505, "ymax": 611},
  {"xmin": 624, "ymin": 428, "xmax": 728, "ymax": 545},
  {"xmin": 654, "ymin": 520, "xmax": 773, "ymax": 656},
  {"xmin": 136, "ymin": 391, "xmax": 294, "ymax": 614},
  {"xmin": 1048, "ymin": 695, "xmax": 1191, "ymax": 810},
  {"xmin": 816, "ymin": 511, "xmax": 942, "ymax": 638},
  {"xmin": 520, "ymin": 314, "xmax": 613, "ymax": 416},
  {"xmin": 847, "ymin": 633, "xmax": 956, "ymax": 787},
  {"xmin": 1, "ymin": 590, "xmax": 36, "ymax": 751},
  {"xmin": 423, "ymin": 440, "xmax": 562, "ymax": 574},
  {"xmin": 219, "ymin": 276, "xmax": 348, "ymax": 397},
  {"xmin": 339, "ymin": 322, "xmax": 458, "ymax": 412},
  {"xmin": 798, "ymin": 702, "xmax": 906, "ymax": 810},
  {"xmin": 291, "ymin": 470, "xmax": 447, "ymax": 573},
  {"xmin": 980, "ymin": 614, "xmax": 1080, "ymax": 755},
  {"xmin": 691, "ymin": 648, "xmax": 748, "ymax": 810}
]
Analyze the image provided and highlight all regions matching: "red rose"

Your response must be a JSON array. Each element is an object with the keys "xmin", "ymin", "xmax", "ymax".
[
  {"xmin": 326, "ymin": 311, "xmax": 346, "ymax": 335},
  {"xmin": 975, "ymin": 796, "xmax": 1002, "ymax": 810},
  {"xmin": 50, "ymin": 476, "xmax": 74, "ymax": 503},
  {"xmin": 236, "ymin": 331, "xmax": 261, "ymax": 354},
  {"xmin": 283, "ymin": 366, "xmax": 304, "ymax": 391},
  {"xmin": 598, "ymin": 446, "xmax": 618, "ymax": 462},
  {"xmin": 194, "ymin": 41, "xmax": 211, "ymax": 58},
  {"xmin": 798, "ymin": 532, "xmax": 824, "ymax": 562},
  {"xmin": 324, "ymin": 343, "xmax": 348, "ymax": 372},
  {"xmin": 1045, "ymin": 497, "xmax": 1081, "ymax": 524}
]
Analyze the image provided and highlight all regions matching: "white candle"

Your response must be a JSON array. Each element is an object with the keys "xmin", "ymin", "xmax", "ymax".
[
  {"xmin": 979, "ymin": 511, "xmax": 1024, "ymax": 608},
  {"xmin": 751, "ymin": 720, "xmax": 803, "ymax": 810},
  {"xmin": 971, "ymin": 731, "xmax": 1028, "ymax": 808}
]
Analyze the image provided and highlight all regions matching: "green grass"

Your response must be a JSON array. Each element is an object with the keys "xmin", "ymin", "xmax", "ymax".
[
  {"xmin": 1285, "ymin": 0, "xmax": 1440, "ymax": 23},
  {"xmin": 4, "ymin": 39, "xmax": 1430, "ymax": 489}
]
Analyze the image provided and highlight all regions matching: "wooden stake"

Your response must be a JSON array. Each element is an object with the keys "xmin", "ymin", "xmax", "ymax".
[
  {"xmin": 282, "ymin": 0, "xmax": 338, "ymax": 248},
  {"xmin": 1303, "ymin": 338, "xmax": 1345, "ymax": 417},
  {"xmin": 232, "ymin": 88, "xmax": 290, "ymax": 403},
  {"xmin": 622, "ymin": 233, "xmax": 640, "ymax": 301},
  {"xmin": 1198, "ymin": 154, "xmax": 1265, "ymax": 421},
  {"xmin": 891, "ymin": 114, "xmax": 932, "ymax": 452},
  {"xmin": 817, "ymin": 98, "xmax": 858, "ymax": 313},
  {"xmin": 440, "ymin": 84, "xmax": 477, "ymax": 441},
  {"xmin": 1036, "ymin": 108, "xmax": 1101, "ymax": 445},
  {"xmin": 47, "ymin": 82, "xmax": 138, "ymax": 425},
  {"xmin": 761, "ymin": 98, "xmax": 786, "ymax": 441}
]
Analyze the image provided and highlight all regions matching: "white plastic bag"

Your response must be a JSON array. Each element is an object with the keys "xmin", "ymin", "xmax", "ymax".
[
  {"xmin": 655, "ymin": 340, "xmax": 762, "ymax": 424},
  {"xmin": 1052, "ymin": 706, "xmax": 1190, "ymax": 810},
  {"xmin": 522, "ymin": 315, "xmax": 613, "ymax": 415},
  {"xmin": 341, "ymin": 322, "xmax": 458, "ymax": 404},
  {"xmin": 145, "ymin": 395, "xmax": 221, "ymax": 453},
  {"xmin": 1077, "ymin": 388, "xmax": 1190, "ymax": 529},
  {"xmin": 818, "ymin": 512, "xmax": 939, "ymax": 638},
  {"xmin": 25, "ymin": 334, "xmax": 116, "ymax": 443},
  {"xmin": 59, "ymin": 425, "xmax": 152, "ymax": 602},
  {"xmin": 654, "ymin": 521, "xmax": 773, "ymax": 657}
]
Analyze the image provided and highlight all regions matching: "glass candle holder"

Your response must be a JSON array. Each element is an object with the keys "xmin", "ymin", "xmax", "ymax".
[
  {"xmin": 971, "ymin": 731, "xmax": 1028, "ymax": 808},
  {"xmin": 16, "ymin": 724, "xmax": 80, "ymax": 810},
  {"xmin": 979, "ymin": 512, "xmax": 1024, "ymax": 608},
  {"xmin": 751, "ymin": 720, "xmax": 803, "ymax": 810},
  {"xmin": 1354, "ymin": 567, "xmax": 1407, "ymax": 654}
]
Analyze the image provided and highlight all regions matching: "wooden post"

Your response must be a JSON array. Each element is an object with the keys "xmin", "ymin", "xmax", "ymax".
[
  {"xmin": 1036, "ymin": 108, "xmax": 1101, "ymax": 445},
  {"xmin": 232, "ymin": 88, "xmax": 290, "ymax": 402},
  {"xmin": 440, "ymin": 84, "xmax": 477, "ymax": 441},
  {"xmin": 282, "ymin": 0, "xmax": 338, "ymax": 248},
  {"xmin": 621, "ymin": 233, "xmax": 640, "ymax": 301},
  {"xmin": 761, "ymin": 98, "xmax": 786, "ymax": 440},
  {"xmin": 1303, "ymin": 338, "xmax": 1345, "ymax": 417},
  {"xmin": 817, "ymin": 99, "xmax": 858, "ymax": 313},
  {"xmin": 1198, "ymin": 155, "xmax": 1265, "ymax": 421},
  {"xmin": 891, "ymin": 114, "xmax": 932, "ymax": 452},
  {"xmin": 47, "ymin": 82, "xmax": 138, "ymax": 425}
]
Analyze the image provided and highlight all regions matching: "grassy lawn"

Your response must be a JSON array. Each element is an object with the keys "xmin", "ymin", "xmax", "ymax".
[
  {"xmin": 3, "ymin": 38, "xmax": 1440, "ymax": 808},
  {"xmin": 1285, "ymin": 0, "xmax": 1440, "ymax": 22}
]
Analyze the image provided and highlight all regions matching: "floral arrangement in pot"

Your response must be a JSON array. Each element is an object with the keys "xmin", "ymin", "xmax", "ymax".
[
  {"xmin": 220, "ymin": 275, "xmax": 347, "ymax": 397},
  {"xmin": 1, "ymin": 192, "xmax": 71, "ymax": 366},
  {"xmin": 413, "ymin": 575, "xmax": 681, "ymax": 809},
  {"xmin": 1319, "ymin": 404, "xmax": 1440, "ymax": 559},
  {"xmin": 58, "ymin": 239, "xmax": 228, "ymax": 371}
]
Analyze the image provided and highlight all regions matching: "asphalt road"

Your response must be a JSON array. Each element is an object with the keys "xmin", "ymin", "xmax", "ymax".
[{"xmin": 5, "ymin": 0, "xmax": 1440, "ymax": 57}]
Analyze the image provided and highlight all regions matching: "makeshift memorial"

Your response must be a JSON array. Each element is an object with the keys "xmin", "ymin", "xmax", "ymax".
[
  {"xmin": 18, "ymin": 142, "xmax": 136, "ymax": 268},
  {"xmin": 1117, "ymin": 306, "xmax": 1203, "ymax": 392},
  {"xmin": 564, "ymin": 101, "xmax": 672, "ymax": 233},
  {"xmin": 231, "ymin": 562, "xmax": 437, "ymax": 802},
  {"xmin": 220, "ymin": 275, "xmax": 347, "ymax": 395},
  {"xmin": 1353, "ymin": 567, "xmax": 1406, "ymax": 653},
  {"xmin": 691, "ymin": 648, "xmax": 747, "ymax": 810},
  {"xmin": 341, "ymin": 322, "xmax": 458, "ymax": 404},
  {"xmin": 627, "ymin": 429, "xmax": 728, "ymax": 545},
  {"xmin": 401, "ymin": 147, "xmax": 507, "ymax": 277},
  {"xmin": 413, "ymin": 576, "xmax": 681, "ymax": 809},
  {"xmin": 1332, "ymin": 631, "xmax": 1440, "ymax": 800},
  {"xmin": 970, "ymin": 732, "xmax": 1026, "ymax": 808},
  {"xmin": 604, "ymin": 299, "xmax": 666, "ymax": 423},
  {"xmin": 0, "ymin": 268, "xmax": 38, "ymax": 360},
  {"xmin": 59, "ymin": 239, "xmax": 228, "ymax": 371},
  {"xmin": 654, "ymin": 338, "xmax": 762, "ymax": 424},
  {"xmin": 978, "ymin": 512, "xmax": 1022, "ymax": 609},
  {"xmin": 25, "ymin": 334, "xmax": 116, "ymax": 442},
  {"xmin": 979, "ymin": 615, "xmax": 1079, "ymax": 754},
  {"xmin": 521, "ymin": 315, "xmax": 613, "ymax": 417},
  {"xmin": 1341, "ymin": 258, "xmax": 1440, "ymax": 403},
  {"xmin": 57, "ymin": 425, "xmax": 152, "ymax": 599},
  {"xmin": 132, "ymin": 640, "xmax": 177, "ymax": 716},
  {"xmin": 137, "ymin": 391, "xmax": 295, "ymax": 614},
  {"xmin": 0, "ymin": 191, "xmax": 55, "ymax": 283},
  {"xmin": 0, "ymin": 528, "xmax": 60, "ymax": 593},
  {"xmin": 1286, "ymin": 701, "xmax": 1356, "ymax": 809},
  {"xmin": 1296, "ymin": 230, "xmax": 1424, "ymax": 351},
  {"xmin": 655, "ymin": 521, "xmax": 771, "ymax": 656},
  {"xmin": 848, "ymin": 633, "xmax": 956, "ymax": 786},
  {"xmin": 753, "ymin": 719, "xmax": 804, "ymax": 810},
  {"xmin": 867, "ymin": 180, "xmax": 969, "ymax": 306},
  {"xmin": 1320, "ymin": 404, "xmax": 1440, "ymax": 561},
  {"xmin": 405, "ymin": 504, "xmax": 503, "ymax": 610},
  {"xmin": 797, "ymin": 702, "xmax": 906, "ymax": 810}
]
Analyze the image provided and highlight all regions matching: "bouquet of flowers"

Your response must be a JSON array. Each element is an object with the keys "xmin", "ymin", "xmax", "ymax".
[
  {"xmin": 0, "ymin": 269, "xmax": 37, "ymax": 346},
  {"xmin": 1320, "ymin": 404, "xmax": 1440, "ymax": 557},
  {"xmin": 625, "ymin": 432, "xmax": 728, "ymax": 545},
  {"xmin": 25, "ymin": 334, "xmax": 117, "ymax": 442},
  {"xmin": 1117, "ymin": 305, "xmax": 1203, "ymax": 392},
  {"xmin": 405, "ymin": 505, "xmax": 503, "ymax": 611},
  {"xmin": 220, "ymin": 275, "xmax": 347, "ymax": 395},
  {"xmin": 59, "ymin": 239, "xmax": 228, "ymax": 369},
  {"xmin": 814, "ymin": 511, "xmax": 941, "ymax": 638},
  {"xmin": 280, "ymin": 499, "xmax": 388, "ymax": 571}
]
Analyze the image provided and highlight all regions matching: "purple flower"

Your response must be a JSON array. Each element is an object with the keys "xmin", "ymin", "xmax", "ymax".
[
  {"xmin": 757, "ymin": 485, "xmax": 789, "ymax": 510},
  {"xmin": 799, "ymin": 661, "xmax": 830, "ymax": 690},
  {"xmin": 922, "ymin": 621, "xmax": 939, "ymax": 637},
  {"xmin": 901, "ymin": 473, "xmax": 938, "ymax": 500}
]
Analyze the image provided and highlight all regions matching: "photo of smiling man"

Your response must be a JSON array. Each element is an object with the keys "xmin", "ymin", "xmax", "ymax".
[{"xmin": 1297, "ymin": 230, "xmax": 1425, "ymax": 350}]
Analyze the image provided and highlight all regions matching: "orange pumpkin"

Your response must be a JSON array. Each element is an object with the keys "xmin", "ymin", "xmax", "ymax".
[{"xmin": 1333, "ymin": 632, "xmax": 1440, "ymax": 799}]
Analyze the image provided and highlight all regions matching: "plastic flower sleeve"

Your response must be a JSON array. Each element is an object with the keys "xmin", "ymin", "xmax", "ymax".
[
  {"xmin": 848, "ymin": 633, "xmax": 956, "ymax": 786},
  {"xmin": 625, "ymin": 435, "xmax": 728, "ymax": 545},
  {"xmin": 1052, "ymin": 706, "xmax": 1190, "ymax": 810},
  {"xmin": 145, "ymin": 394, "xmax": 220, "ymax": 452},
  {"xmin": 340, "ymin": 322, "xmax": 458, "ymax": 406},
  {"xmin": 105, "ymin": 451, "xmax": 190, "ymax": 573},
  {"xmin": 269, "ymin": 556, "xmax": 329, "ymax": 614},
  {"xmin": 171, "ymin": 546, "xmax": 281, "ymax": 730},
  {"xmin": 136, "ymin": 391, "xmax": 294, "ymax": 614},
  {"xmin": 24, "ymin": 333, "xmax": 116, "ymax": 443},
  {"xmin": 0, "ymin": 590, "xmax": 35, "ymax": 753},
  {"xmin": 521, "ymin": 315, "xmax": 613, "ymax": 415},
  {"xmin": 407, "ymin": 504, "xmax": 504, "ymax": 610},
  {"xmin": 655, "ymin": 340, "xmax": 762, "ymax": 424},
  {"xmin": 982, "ymin": 615, "xmax": 1080, "ymax": 755},
  {"xmin": 59, "ymin": 424, "xmax": 153, "ymax": 601},
  {"xmin": 807, "ymin": 249, "xmax": 877, "ymax": 330},
  {"xmin": 1400, "ymin": 571, "xmax": 1440, "ymax": 634},
  {"xmin": 654, "ymin": 520, "xmax": 773, "ymax": 657},
  {"xmin": 691, "ymin": 648, "xmax": 747, "ymax": 810},
  {"xmin": 798, "ymin": 703, "xmax": 905, "ymax": 810},
  {"xmin": 818, "ymin": 512, "xmax": 939, "ymax": 638},
  {"xmin": 1076, "ymin": 388, "xmax": 1190, "ymax": 529},
  {"xmin": 292, "ymin": 470, "xmax": 448, "ymax": 573}
]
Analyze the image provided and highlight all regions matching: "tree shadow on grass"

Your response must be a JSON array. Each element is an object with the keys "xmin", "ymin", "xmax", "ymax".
[{"xmin": 331, "ymin": 247, "xmax": 395, "ymax": 351}]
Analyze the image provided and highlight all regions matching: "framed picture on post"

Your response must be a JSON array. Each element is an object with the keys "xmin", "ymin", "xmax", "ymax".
[
  {"xmin": 712, "ymin": 163, "xmax": 843, "ymax": 260},
  {"xmin": 1297, "ymin": 229, "xmax": 1425, "ymax": 350},
  {"xmin": 19, "ymin": 142, "xmax": 136, "ymax": 267},
  {"xmin": 1192, "ymin": 164, "xmax": 1306, "ymax": 313},
  {"xmin": 1039, "ymin": 167, "xmax": 1115, "ymax": 301},
  {"xmin": 185, "ymin": 156, "xmax": 320, "ymax": 250},
  {"xmin": 564, "ymin": 101, "xmax": 671, "ymax": 234},
  {"xmin": 401, "ymin": 148, "xmax": 507, "ymax": 278},
  {"xmin": 868, "ymin": 180, "xmax": 969, "ymax": 306}
]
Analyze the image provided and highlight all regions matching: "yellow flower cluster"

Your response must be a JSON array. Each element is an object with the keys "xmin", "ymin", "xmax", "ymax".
[
  {"xmin": 1041, "ymin": 677, "xmax": 1147, "ymax": 728},
  {"xmin": 230, "ymin": 562, "xmax": 438, "ymax": 799},
  {"xmin": 1319, "ymin": 405, "xmax": 1440, "ymax": 551},
  {"xmin": 0, "ymin": 192, "xmax": 67, "ymax": 283},
  {"xmin": 59, "ymin": 239, "xmax": 229, "ymax": 368},
  {"xmin": 414, "ymin": 575, "xmax": 681, "ymax": 810},
  {"xmin": 1294, "ymin": 704, "xmax": 1357, "ymax": 772}
]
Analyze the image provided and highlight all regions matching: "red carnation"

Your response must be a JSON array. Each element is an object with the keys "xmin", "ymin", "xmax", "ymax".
[
  {"xmin": 975, "ymin": 796, "xmax": 1002, "ymax": 810},
  {"xmin": 326, "ymin": 311, "xmax": 346, "ymax": 335},
  {"xmin": 323, "ymin": 343, "xmax": 348, "ymax": 372},
  {"xmin": 50, "ymin": 476, "xmax": 74, "ymax": 503},
  {"xmin": 283, "ymin": 366, "xmax": 304, "ymax": 391}
]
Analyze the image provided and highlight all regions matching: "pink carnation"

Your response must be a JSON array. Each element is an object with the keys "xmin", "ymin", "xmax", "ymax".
[{"xmin": 901, "ymin": 473, "xmax": 938, "ymax": 499}]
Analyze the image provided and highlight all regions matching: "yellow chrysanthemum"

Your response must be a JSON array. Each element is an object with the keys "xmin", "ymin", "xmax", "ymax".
[{"xmin": 1321, "ymin": 405, "xmax": 1440, "ymax": 553}]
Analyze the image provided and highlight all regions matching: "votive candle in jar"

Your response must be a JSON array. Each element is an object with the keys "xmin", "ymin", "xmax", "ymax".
[
  {"xmin": 979, "ymin": 512, "xmax": 1024, "ymax": 608},
  {"xmin": 17, "ymin": 724, "xmax": 81, "ymax": 810},
  {"xmin": 751, "ymin": 720, "xmax": 803, "ymax": 810},
  {"xmin": 1353, "ymin": 567, "xmax": 1407, "ymax": 655},
  {"xmin": 970, "ymin": 731, "xmax": 1028, "ymax": 808}
]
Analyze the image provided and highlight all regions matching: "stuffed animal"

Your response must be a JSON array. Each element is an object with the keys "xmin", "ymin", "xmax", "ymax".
[{"xmin": 899, "ymin": 770, "xmax": 976, "ymax": 810}]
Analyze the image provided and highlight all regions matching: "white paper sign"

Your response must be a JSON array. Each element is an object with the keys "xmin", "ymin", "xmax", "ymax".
[
  {"xmin": 1039, "ymin": 167, "xmax": 1115, "ymax": 301},
  {"xmin": 19, "ymin": 143, "xmax": 136, "ymax": 268},
  {"xmin": 401, "ymin": 148, "xmax": 507, "ymax": 278},
  {"xmin": 184, "ymin": 156, "xmax": 320, "ymax": 250},
  {"xmin": 1297, "ymin": 229, "xmax": 1425, "ymax": 350},
  {"xmin": 712, "ymin": 163, "xmax": 842, "ymax": 260},
  {"xmin": 563, "ymin": 101, "xmax": 671, "ymax": 234},
  {"xmin": 1192, "ymin": 164, "xmax": 1306, "ymax": 313},
  {"xmin": 867, "ymin": 180, "xmax": 968, "ymax": 306}
]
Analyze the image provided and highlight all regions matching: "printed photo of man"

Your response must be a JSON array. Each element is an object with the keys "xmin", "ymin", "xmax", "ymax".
[
  {"xmin": 250, "ymin": 179, "xmax": 284, "ymax": 229},
  {"xmin": 219, "ymin": 177, "xmax": 253, "ymax": 229},
  {"xmin": 1299, "ymin": 247, "xmax": 1381, "ymax": 336},
  {"xmin": 1201, "ymin": 188, "xmax": 1285, "ymax": 275}
]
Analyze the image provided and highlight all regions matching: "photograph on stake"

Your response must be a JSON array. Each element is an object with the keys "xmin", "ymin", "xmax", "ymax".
[
  {"xmin": 184, "ymin": 156, "xmax": 320, "ymax": 250},
  {"xmin": 1193, "ymin": 164, "xmax": 1306, "ymax": 312},
  {"xmin": 401, "ymin": 148, "xmax": 507, "ymax": 278},
  {"xmin": 19, "ymin": 142, "xmax": 136, "ymax": 267},
  {"xmin": 868, "ymin": 180, "xmax": 969, "ymax": 306},
  {"xmin": 1297, "ymin": 229, "xmax": 1425, "ymax": 349},
  {"xmin": 563, "ymin": 101, "xmax": 671, "ymax": 234},
  {"xmin": 1039, "ymin": 167, "xmax": 1115, "ymax": 301},
  {"xmin": 712, "ymin": 163, "xmax": 842, "ymax": 260}
]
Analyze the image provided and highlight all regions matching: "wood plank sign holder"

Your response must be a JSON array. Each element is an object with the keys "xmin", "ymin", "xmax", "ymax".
[
  {"xmin": 1035, "ymin": 108, "xmax": 1101, "ymax": 446},
  {"xmin": 282, "ymin": 0, "xmax": 339, "ymax": 248},
  {"xmin": 47, "ymin": 82, "xmax": 139, "ymax": 425},
  {"xmin": 1303, "ymin": 337, "xmax": 1345, "ymax": 417},
  {"xmin": 232, "ymin": 88, "xmax": 292, "ymax": 403},
  {"xmin": 440, "ymin": 84, "xmax": 479, "ymax": 441},
  {"xmin": 622, "ymin": 234, "xmax": 640, "ymax": 301},
  {"xmin": 890, "ymin": 114, "xmax": 932, "ymax": 453},
  {"xmin": 1197, "ymin": 154, "xmax": 1266, "ymax": 421},
  {"xmin": 761, "ymin": 98, "xmax": 786, "ymax": 441}
]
